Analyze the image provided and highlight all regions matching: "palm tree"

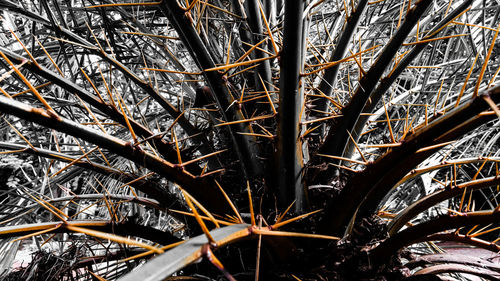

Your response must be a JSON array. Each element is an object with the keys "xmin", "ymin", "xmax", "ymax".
[{"xmin": 0, "ymin": 0, "xmax": 499, "ymax": 280}]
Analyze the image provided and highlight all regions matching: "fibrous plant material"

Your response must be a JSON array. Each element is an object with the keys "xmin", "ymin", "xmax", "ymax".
[{"xmin": 0, "ymin": 0, "xmax": 499, "ymax": 280}]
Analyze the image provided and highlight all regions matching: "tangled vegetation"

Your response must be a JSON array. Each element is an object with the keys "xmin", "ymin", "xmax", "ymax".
[{"xmin": 0, "ymin": 0, "xmax": 500, "ymax": 280}]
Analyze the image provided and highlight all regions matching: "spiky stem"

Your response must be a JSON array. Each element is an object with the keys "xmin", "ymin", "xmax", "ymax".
[{"xmin": 278, "ymin": 0, "xmax": 306, "ymax": 211}]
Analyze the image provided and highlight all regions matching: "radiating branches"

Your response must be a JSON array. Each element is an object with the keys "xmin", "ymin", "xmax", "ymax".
[{"xmin": 2, "ymin": 0, "xmax": 500, "ymax": 279}]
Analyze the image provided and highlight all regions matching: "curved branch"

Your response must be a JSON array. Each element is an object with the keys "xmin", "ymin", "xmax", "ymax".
[
  {"xmin": 369, "ymin": 210, "xmax": 500, "ymax": 262},
  {"xmin": 417, "ymin": 233, "xmax": 500, "ymax": 253},
  {"xmin": 395, "ymin": 157, "xmax": 500, "ymax": 188},
  {"xmin": 0, "ymin": 96, "xmax": 229, "ymax": 214},
  {"xmin": 411, "ymin": 264, "xmax": 500, "ymax": 280},
  {"xmin": 322, "ymin": 85, "xmax": 500, "ymax": 236},
  {"xmin": 389, "ymin": 175, "xmax": 500, "ymax": 235},
  {"xmin": 407, "ymin": 253, "xmax": 500, "ymax": 271},
  {"xmin": 0, "ymin": 141, "xmax": 180, "ymax": 209}
]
